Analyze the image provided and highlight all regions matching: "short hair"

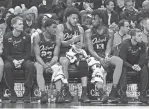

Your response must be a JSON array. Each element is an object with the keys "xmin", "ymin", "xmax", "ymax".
[
  {"xmin": 92, "ymin": 10, "xmax": 104, "ymax": 21},
  {"xmin": 11, "ymin": 16, "xmax": 23, "ymax": 26},
  {"xmin": 129, "ymin": 28, "xmax": 141, "ymax": 37},
  {"xmin": 124, "ymin": 0, "xmax": 133, "ymax": 6},
  {"xmin": 64, "ymin": 7, "xmax": 80, "ymax": 19},
  {"xmin": 105, "ymin": 0, "xmax": 114, "ymax": 6},
  {"xmin": 44, "ymin": 19, "xmax": 56, "ymax": 28},
  {"xmin": 118, "ymin": 19, "xmax": 129, "ymax": 28}
]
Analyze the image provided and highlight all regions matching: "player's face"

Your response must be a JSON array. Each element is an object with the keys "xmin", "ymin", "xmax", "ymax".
[
  {"xmin": 92, "ymin": 15, "xmax": 101, "ymax": 28},
  {"xmin": 47, "ymin": 23, "xmax": 57, "ymax": 35},
  {"xmin": 68, "ymin": 14, "xmax": 79, "ymax": 27},
  {"xmin": 14, "ymin": 19, "xmax": 23, "ymax": 32},
  {"xmin": 135, "ymin": 32, "xmax": 142, "ymax": 43}
]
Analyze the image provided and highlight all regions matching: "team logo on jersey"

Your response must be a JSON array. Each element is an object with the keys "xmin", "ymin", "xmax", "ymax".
[{"xmin": 8, "ymin": 37, "xmax": 12, "ymax": 42}]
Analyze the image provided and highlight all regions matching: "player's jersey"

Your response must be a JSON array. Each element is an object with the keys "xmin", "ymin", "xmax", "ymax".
[
  {"xmin": 91, "ymin": 27, "xmax": 109, "ymax": 58},
  {"xmin": 39, "ymin": 33, "xmax": 56, "ymax": 63},
  {"xmin": 60, "ymin": 23, "xmax": 80, "ymax": 55}
]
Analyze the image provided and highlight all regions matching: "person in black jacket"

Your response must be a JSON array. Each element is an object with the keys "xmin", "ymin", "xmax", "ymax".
[
  {"xmin": 103, "ymin": 0, "xmax": 119, "ymax": 27},
  {"xmin": 3, "ymin": 16, "xmax": 35, "ymax": 103},
  {"xmin": 119, "ymin": 28, "xmax": 148, "ymax": 103}
]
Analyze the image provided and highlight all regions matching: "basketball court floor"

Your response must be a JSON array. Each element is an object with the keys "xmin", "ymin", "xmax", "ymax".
[{"xmin": 0, "ymin": 100, "xmax": 149, "ymax": 109}]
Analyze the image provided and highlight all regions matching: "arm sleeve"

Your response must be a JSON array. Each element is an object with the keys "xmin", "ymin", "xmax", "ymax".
[
  {"xmin": 119, "ymin": 42, "xmax": 133, "ymax": 69},
  {"xmin": 138, "ymin": 43, "xmax": 146, "ymax": 67},
  {"xmin": 3, "ymin": 37, "xmax": 14, "ymax": 62}
]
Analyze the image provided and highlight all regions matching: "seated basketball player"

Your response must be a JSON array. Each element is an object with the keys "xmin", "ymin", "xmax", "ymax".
[
  {"xmin": 33, "ymin": 19, "xmax": 66, "ymax": 103},
  {"xmin": 85, "ymin": 10, "xmax": 123, "ymax": 103},
  {"xmin": 57, "ymin": 7, "xmax": 90, "ymax": 103},
  {"xmin": 3, "ymin": 16, "xmax": 35, "ymax": 103}
]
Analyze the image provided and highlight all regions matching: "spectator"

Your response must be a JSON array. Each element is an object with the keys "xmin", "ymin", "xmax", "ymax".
[
  {"xmin": 3, "ymin": 0, "xmax": 38, "ymax": 20},
  {"xmin": 112, "ymin": 19, "xmax": 131, "ymax": 49},
  {"xmin": 142, "ymin": 0, "xmax": 149, "ymax": 10},
  {"xmin": 23, "ymin": 13, "xmax": 37, "ymax": 35},
  {"xmin": 141, "ymin": 18, "xmax": 149, "ymax": 44},
  {"xmin": 0, "ymin": 10, "xmax": 12, "ymax": 37},
  {"xmin": 3, "ymin": 16, "xmax": 35, "ymax": 103},
  {"xmin": 85, "ymin": 10, "xmax": 123, "ymax": 103},
  {"xmin": 57, "ymin": 7, "xmax": 90, "ymax": 103},
  {"xmin": 102, "ymin": 0, "xmax": 119, "ymax": 27},
  {"xmin": 120, "ymin": 0, "xmax": 138, "ymax": 24},
  {"xmin": 119, "ymin": 28, "xmax": 148, "ymax": 103},
  {"xmin": 115, "ymin": 0, "xmax": 125, "ymax": 15}
]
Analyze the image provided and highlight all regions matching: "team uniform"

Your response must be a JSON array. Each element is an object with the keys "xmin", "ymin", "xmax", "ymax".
[
  {"xmin": 119, "ymin": 39, "xmax": 148, "ymax": 102},
  {"xmin": 60, "ymin": 23, "xmax": 80, "ymax": 57},
  {"xmin": 39, "ymin": 33, "xmax": 55, "ymax": 63}
]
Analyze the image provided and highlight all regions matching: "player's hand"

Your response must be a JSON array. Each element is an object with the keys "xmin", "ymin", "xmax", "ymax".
[
  {"xmin": 133, "ymin": 64, "xmax": 141, "ymax": 72},
  {"xmin": 13, "ymin": 60, "xmax": 21, "ymax": 68},
  {"xmin": 75, "ymin": 42, "xmax": 82, "ymax": 49},
  {"xmin": 72, "ymin": 32, "xmax": 80, "ymax": 43},
  {"xmin": 99, "ymin": 58, "xmax": 109, "ymax": 68}
]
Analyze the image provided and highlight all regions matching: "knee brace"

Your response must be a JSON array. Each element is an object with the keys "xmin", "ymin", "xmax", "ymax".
[{"xmin": 78, "ymin": 60, "xmax": 89, "ymax": 78}]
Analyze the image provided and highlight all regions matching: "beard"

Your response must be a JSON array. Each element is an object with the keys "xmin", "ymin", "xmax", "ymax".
[{"xmin": 68, "ymin": 20, "xmax": 76, "ymax": 28}]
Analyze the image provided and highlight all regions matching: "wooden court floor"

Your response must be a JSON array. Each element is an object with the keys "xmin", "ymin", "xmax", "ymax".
[{"xmin": 0, "ymin": 100, "xmax": 149, "ymax": 108}]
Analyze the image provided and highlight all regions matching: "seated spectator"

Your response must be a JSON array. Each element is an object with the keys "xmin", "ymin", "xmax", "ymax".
[
  {"xmin": 119, "ymin": 28, "xmax": 148, "ymax": 103},
  {"xmin": 51, "ymin": 0, "xmax": 66, "ymax": 23},
  {"xmin": 85, "ymin": 10, "xmax": 123, "ymax": 103},
  {"xmin": 141, "ymin": 18, "xmax": 149, "ymax": 44},
  {"xmin": 57, "ymin": 7, "xmax": 90, "ymax": 103},
  {"xmin": 115, "ymin": 0, "xmax": 125, "ymax": 15},
  {"xmin": 102, "ymin": 0, "xmax": 119, "ymax": 27},
  {"xmin": 120, "ymin": 0, "xmax": 138, "ymax": 25},
  {"xmin": 112, "ymin": 19, "xmax": 131, "ymax": 50},
  {"xmin": 3, "ymin": 16, "xmax": 35, "ymax": 103},
  {"xmin": 0, "ymin": 10, "xmax": 12, "ymax": 37},
  {"xmin": 33, "ymin": 19, "xmax": 63, "ymax": 103},
  {"xmin": 142, "ymin": 0, "xmax": 149, "ymax": 10},
  {"xmin": 3, "ymin": 0, "xmax": 38, "ymax": 20},
  {"xmin": 23, "ymin": 13, "xmax": 37, "ymax": 35}
]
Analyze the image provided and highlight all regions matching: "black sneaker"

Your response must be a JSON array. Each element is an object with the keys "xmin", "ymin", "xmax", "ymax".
[
  {"xmin": 23, "ymin": 96, "xmax": 30, "ymax": 103},
  {"xmin": 139, "ymin": 91, "xmax": 148, "ymax": 103},
  {"xmin": 10, "ymin": 95, "xmax": 17, "ymax": 103},
  {"xmin": 79, "ymin": 94, "xmax": 90, "ymax": 103},
  {"xmin": 23, "ymin": 87, "xmax": 31, "ymax": 103},
  {"xmin": 55, "ymin": 91, "xmax": 65, "ymax": 103},
  {"xmin": 62, "ymin": 84, "xmax": 73, "ymax": 103},
  {"xmin": 101, "ymin": 92, "xmax": 109, "ymax": 103},
  {"xmin": 10, "ymin": 91, "xmax": 17, "ymax": 103},
  {"xmin": 108, "ymin": 86, "xmax": 119, "ymax": 103},
  {"xmin": 119, "ymin": 95, "xmax": 128, "ymax": 104},
  {"xmin": 40, "ymin": 91, "xmax": 48, "ymax": 104}
]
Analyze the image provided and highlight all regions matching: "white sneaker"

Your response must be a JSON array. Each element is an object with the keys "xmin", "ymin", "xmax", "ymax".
[{"xmin": 0, "ymin": 99, "xmax": 2, "ymax": 103}]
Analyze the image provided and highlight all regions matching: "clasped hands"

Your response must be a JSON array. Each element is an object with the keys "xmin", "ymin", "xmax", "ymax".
[{"xmin": 13, "ymin": 59, "xmax": 24, "ymax": 68}]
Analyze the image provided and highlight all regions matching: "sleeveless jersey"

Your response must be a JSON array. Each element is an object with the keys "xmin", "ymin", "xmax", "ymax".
[
  {"xmin": 60, "ymin": 23, "xmax": 80, "ymax": 55},
  {"xmin": 39, "ymin": 33, "xmax": 56, "ymax": 63},
  {"xmin": 91, "ymin": 27, "xmax": 109, "ymax": 58}
]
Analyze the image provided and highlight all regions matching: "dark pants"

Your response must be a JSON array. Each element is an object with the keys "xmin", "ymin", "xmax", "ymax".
[
  {"xmin": 119, "ymin": 65, "xmax": 148, "ymax": 95},
  {"xmin": 4, "ymin": 60, "xmax": 35, "ymax": 92}
]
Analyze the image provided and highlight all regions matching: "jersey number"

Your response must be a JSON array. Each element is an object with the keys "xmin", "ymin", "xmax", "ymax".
[{"xmin": 96, "ymin": 44, "xmax": 104, "ymax": 49}]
